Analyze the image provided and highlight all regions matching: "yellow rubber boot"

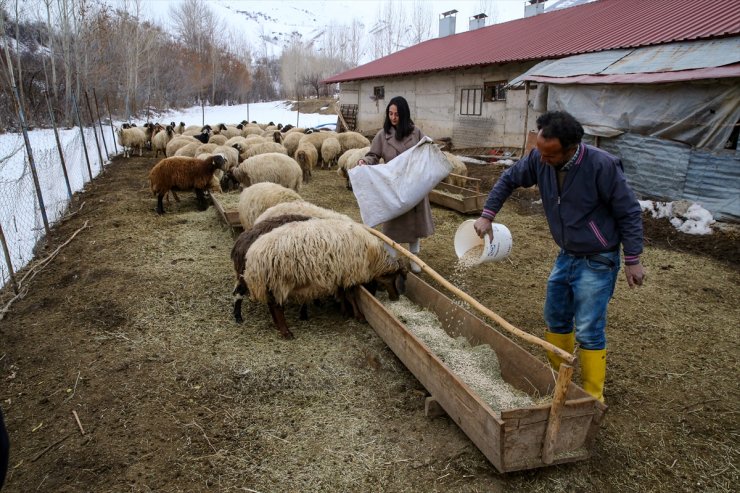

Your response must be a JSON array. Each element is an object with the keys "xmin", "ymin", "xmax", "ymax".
[
  {"xmin": 544, "ymin": 330, "xmax": 575, "ymax": 371},
  {"xmin": 579, "ymin": 348, "xmax": 607, "ymax": 403}
]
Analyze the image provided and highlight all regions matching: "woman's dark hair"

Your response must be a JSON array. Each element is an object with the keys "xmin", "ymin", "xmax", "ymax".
[
  {"xmin": 536, "ymin": 111, "xmax": 584, "ymax": 150},
  {"xmin": 383, "ymin": 96, "xmax": 415, "ymax": 140}
]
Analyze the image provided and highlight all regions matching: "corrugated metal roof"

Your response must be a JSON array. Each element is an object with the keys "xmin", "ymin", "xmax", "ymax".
[{"xmin": 324, "ymin": 0, "xmax": 740, "ymax": 83}]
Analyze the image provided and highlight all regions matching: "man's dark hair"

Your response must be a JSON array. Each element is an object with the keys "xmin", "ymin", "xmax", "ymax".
[
  {"xmin": 536, "ymin": 111, "xmax": 584, "ymax": 150},
  {"xmin": 383, "ymin": 96, "xmax": 415, "ymax": 140}
]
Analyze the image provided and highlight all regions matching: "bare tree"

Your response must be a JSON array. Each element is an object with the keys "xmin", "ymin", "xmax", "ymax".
[
  {"xmin": 42, "ymin": 0, "xmax": 59, "ymax": 105},
  {"xmin": 408, "ymin": 0, "xmax": 433, "ymax": 46}
]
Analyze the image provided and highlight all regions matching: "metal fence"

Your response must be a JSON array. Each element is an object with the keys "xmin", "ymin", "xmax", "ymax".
[{"xmin": 0, "ymin": 104, "xmax": 118, "ymax": 293}]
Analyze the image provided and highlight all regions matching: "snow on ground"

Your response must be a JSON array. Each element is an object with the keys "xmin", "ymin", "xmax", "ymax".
[
  {"xmin": 0, "ymin": 101, "xmax": 336, "ymax": 289},
  {"xmin": 640, "ymin": 199, "xmax": 715, "ymax": 235}
]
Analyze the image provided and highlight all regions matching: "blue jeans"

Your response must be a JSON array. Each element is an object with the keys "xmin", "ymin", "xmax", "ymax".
[{"xmin": 544, "ymin": 250, "xmax": 620, "ymax": 350}]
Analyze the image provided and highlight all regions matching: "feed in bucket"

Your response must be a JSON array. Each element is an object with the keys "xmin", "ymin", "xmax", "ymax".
[{"xmin": 454, "ymin": 219, "xmax": 513, "ymax": 266}]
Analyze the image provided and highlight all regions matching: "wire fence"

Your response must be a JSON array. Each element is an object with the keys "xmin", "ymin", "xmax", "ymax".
[{"xmin": 0, "ymin": 118, "xmax": 116, "ymax": 292}]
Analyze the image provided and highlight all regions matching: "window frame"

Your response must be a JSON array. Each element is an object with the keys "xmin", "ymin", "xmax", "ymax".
[
  {"xmin": 373, "ymin": 86, "xmax": 385, "ymax": 100},
  {"xmin": 483, "ymin": 80, "xmax": 508, "ymax": 102},
  {"xmin": 459, "ymin": 88, "xmax": 482, "ymax": 116}
]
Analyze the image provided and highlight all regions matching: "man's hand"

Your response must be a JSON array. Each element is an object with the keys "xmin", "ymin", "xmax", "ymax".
[
  {"xmin": 624, "ymin": 263, "xmax": 646, "ymax": 288},
  {"xmin": 473, "ymin": 217, "xmax": 493, "ymax": 239}
]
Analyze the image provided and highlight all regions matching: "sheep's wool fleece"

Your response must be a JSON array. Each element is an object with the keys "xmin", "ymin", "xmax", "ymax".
[
  {"xmin": 233, "ymin": 153, "xmax": 302, "ymax": 192},
  {"xmin": 149, "ymin": 157, "xmax": 217, "ymax": 194},
  {"xmin": 237, "ymin": 182, "xmax": 302, "ymax": 230},
  {"xmin": 254, "ymin": 201, "xmax": 354, "ymax": 226},
  {"xmin": 244, "ymin": 219, "xmax": 398, "ymax": 305}
]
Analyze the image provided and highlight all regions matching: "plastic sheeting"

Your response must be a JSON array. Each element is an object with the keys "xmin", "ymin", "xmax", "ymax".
[
  {"xmin": 585, "ymin": 133, "xmax": 740, "ymax": 222},
  {"xmin": 546, "ymin": 82, "xmax": 740, "ymax": 152}
]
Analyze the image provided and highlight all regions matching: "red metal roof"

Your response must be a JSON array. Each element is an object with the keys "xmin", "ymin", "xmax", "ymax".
[{"xmin": 324, "ymin": 0, "xmax": 740, "ymax": 83}]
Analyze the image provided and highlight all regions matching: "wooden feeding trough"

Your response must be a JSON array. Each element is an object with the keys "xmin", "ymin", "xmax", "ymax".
[
  {"xmin": 211, "ymin": 192, "xmax": 242, "ymax": 231},
  {"xmin": 429, "ymin": 174, "xmax": 487, "ymax": 214},
  {"xmin": 360, "ymin": 228, "xmax": 607, "ymax": 473}
]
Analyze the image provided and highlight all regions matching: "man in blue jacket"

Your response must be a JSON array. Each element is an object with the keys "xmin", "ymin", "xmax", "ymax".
[{"xmin": 474, "ymin": 110, "xmax": 645, "ymax": 402}]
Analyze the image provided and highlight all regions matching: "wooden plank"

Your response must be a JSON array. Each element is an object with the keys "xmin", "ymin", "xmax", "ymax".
[
  {"xmin": 357, "ymin": 284, "xmax": 506, "ymax": 471},
  {"xmin": 211, "ymin": 194, "xmax": 242, "ymax": 230},
  {"xmin": 542, "ymin": 364, "xmax": 574, "ymax": 464}
]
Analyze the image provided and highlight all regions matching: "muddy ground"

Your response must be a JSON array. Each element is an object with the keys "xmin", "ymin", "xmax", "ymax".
[{"xmin": 0, "ymin": 148, "xmax": 738, "ymax": 492}]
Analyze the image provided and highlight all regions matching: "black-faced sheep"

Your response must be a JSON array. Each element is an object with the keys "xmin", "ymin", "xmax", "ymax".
[
  {"xmin": 241, "ymin": 218, "xmax": 407, "ymax": 339},
  {"xmin": 235, "ymin": 182, "xmax": 303, "ymax": 231},
  {"xmin": 117, "ymin": 126, "xmax": 147, "ymax": 158},
  {"xmin": 224, "ymin": 153, "xmax": 302, "ymax": 193},
  {"xmin": 148, "ymin": 154, "xmax": 226, "ymax": 214},
  {"xmin": 231, "ymin": 214, "xmax": 313, "ymax": 323}
]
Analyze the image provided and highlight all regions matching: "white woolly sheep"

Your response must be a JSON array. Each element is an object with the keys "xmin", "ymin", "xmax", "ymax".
[
  {"xmin": 254, "ymin": 201, "xmax": 354, "ymax": 226},
  {"xmin": 117, "ymin": 127, "xmax": 147, "ymax": 158},
  {"xmin": 336, "ymin": 146, "xmax": 372, "ymax": 190},
  {"xmin": 236, "ymin": 182, "xmax": 303, "ymax": 231},
  {"xmin": 208, "ymin": 134, "xmax": 228, "ymax": 146},
  {"xmin": 320, "ymin": 137, "xmax": 341, "ymax": 169},
  {"xmin": 166, "ymin": 135, "xmax": 197, "ymax": 157},
  {"xmin": 241, "ymin": 124, "xmax": 263, "ymax": 137},
  {"xmin": 294, "ymin": 140, "xmax": 318, "ymax": 183},
  {"xmin": 212, "ymin": 145, "xmax": 240, "ymax": 170},
  {"xmin": 241, "ymin": 218, "xmax": 407, "ymax": 338},
  {"xmin": 152, "ymin": 125, "xmax": 175, "ymax": 158},
  {"xmin": 298, "ymin": 131, "xmax": 338, "ymax": 167},
  {"xmin": 241, "ymin": 142, "xmax": 288, "ymax": 160},
  {"xmin": 174, "ymin": 142, "xmax": 201, "ymax": 158},
  {"xmin": 336, "ymin": 131, "xmax": 371, "ymax": 154},
  {"xmin": 148, "ymin": 154, "xmax": 226, "ymax": 214},
  {"xmin": 282, "ymin": 132, "xmax": 303, "ymax": 157},
  {"xmin": 225, "ymin": 152, "xmax": 302, "ymax": 193}
]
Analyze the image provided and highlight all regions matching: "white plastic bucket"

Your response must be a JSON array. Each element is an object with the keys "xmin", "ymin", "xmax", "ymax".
[{"xmin": 454, "ymin": 219, "xmax": 513, "ymax": 264}]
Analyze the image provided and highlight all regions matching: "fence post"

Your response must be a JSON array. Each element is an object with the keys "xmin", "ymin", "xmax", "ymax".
[
  {"xmin": 72, "ymin": 93, "xmax": 93, "ymax": 182},
  {"xmin": 92, "ymin": 89, "xmax": 109, "ymax": 160},
  {"xmin": 0, "ymin": 222, "xmax": 19, "ymax": 294},
  {"xmin": 44, "ymin": 90, "xmax": 72, "ymax": 200},
  {"xmin": 105, "ymin": 95, "xmax": 118, "ymax": 155},
  {"xmin": 85, "ymin": 90, "xmax": 105, "ymax": 169}
]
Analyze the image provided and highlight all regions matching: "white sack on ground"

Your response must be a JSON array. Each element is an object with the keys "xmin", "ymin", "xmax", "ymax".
[{"xmin": 349, "ymin": 137, "xmax": 453, "ymax": 227}]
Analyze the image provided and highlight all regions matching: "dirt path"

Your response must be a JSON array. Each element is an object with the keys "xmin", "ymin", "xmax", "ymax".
[{"xmin": 0, "ymin": 151, "xmax": 737, "ymax": 492}]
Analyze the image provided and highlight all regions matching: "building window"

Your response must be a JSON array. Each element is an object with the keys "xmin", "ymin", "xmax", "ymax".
[
  {"xmin": 460, "ymin": 88, "xmax": 482, "ymax": 116},
  {"xmin": 484, "ymin": 81, "xmax": 507, "ymax": 102},
  {"xmin": 373, "ymin": 86, "xmax": 385, "ymax": 100}
]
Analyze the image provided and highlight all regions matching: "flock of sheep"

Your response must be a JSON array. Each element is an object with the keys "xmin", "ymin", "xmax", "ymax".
[{"xmin": 115, "ymin": 119, "xmax": 469, "ymax": 338}]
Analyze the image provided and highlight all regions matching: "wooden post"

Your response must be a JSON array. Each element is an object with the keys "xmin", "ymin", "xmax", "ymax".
[
  {"xmin": 84, "ymin": 90, "xmax": 105, "ymax": 170},
  {"xmin": 541, "ymin": 363, "xmax": 574, "ymax": 464},
  {"xmin": 520, "ymin": 81, "xmax": 531, "ymax": 158},
  {"xmin": 92, "ymin": 89, "xmax": 109, "ymax": 159},
  {"xmin": 334, "ymin": 102, "xmax": 350, "ymax": 132},
  {"xmin": 363, "ymin": 226, "xmax": 576, "ymax": 364},
  {"xmin": 44, "ymin": 90, "xmax": 72, "ymax": 199},
  {"xmin": 72, "ymin": 93, "xmax": 93, "ymax": 181},
  {"xmin": 105, "ymin": 95, "xmax": 118, "ymax": 154},
  {"xmin": 0, "ymin": 222, "xmax": 18, "ymax": 294}
]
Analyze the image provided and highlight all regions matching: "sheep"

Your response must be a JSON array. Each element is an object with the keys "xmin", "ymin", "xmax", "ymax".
[
  {"xmin": 336, "ymin": 131, "xmax": 371, "ymax": 154},
  {"xmin": 212, "ymin": 145, "xmax": 240, "ymax": 170},
  {"xmin": 254, "ymin": 201, "xmax": 354, "ymax": 226},
  {"xmin": 174, "ymin": 142, "xmax": 201, "ymax": 158},
  {"xmin": 441, "ymin": 151, "xmax": 469, "ymax": 188},
  {"xmin": 225, "ymin": 136, "xmax": 249, "ymax": 148},
  {"xmin": 320, "ymin": 137, "xmax": 341, "ymax": 169},
  {"xmin": 261, "ymin": 130, "xmax": 284, "ymax": 144},
  {"xmin": 116, "ymin": 126, "xmax": 147, "ymax": 158},
  {"xmin": 195, "ymin": 143, "xmax": 219, "ymax": 155},
  {"xmin": 224, "ymin": 152, "xmax": 302, "ymax": 193},
  {"xmin": 235, "ymin": 182, "xmax": 303, "ymax": 231},
  {"xmin": 298, "ymin": 131, "xmax": 338, "ymax": 167},
  {"xmin": 241, "ymin": 142, "xmax": 288, "ymax": 160},
  {"xmin": 166, "ymin": 135, "xmax": 197, "ymax": 157},
  {"xmin": 195, "ymin": 153, "xmax": 225, "ymax": 194},
  {"xmin": 152, "ymin": 125, "xmax": 175, "ymax": 158},
  {"xmin": 241, "ymin": 218, "xmax": 407, "ymax": 338},
  {"xmin": 192, "ymin": 129, "xmax": 211, "ymax": 144},
  {"xmin": 148, "ymin": 154, "xmax": 226, "ymax": 214},
  {"xmin": 208, "ymin": 134, "xmax": 228, "ymax": 146},
  {"xmin": 241, "ymin": 124, "xmax": 263, "ymax": 137},
  {"xmin": 294, "ymin": 140, "xmax": 318, "ymax": 183},
  {"xmin": 171, "ymin": 121, "xmax": 185, "ymax": 134},
  {"xmin": 231, "ymin": 214, "xmax": 314, "ymax": 323},
  {"xmin": 282, "ymin": 132, "xmax": 304, "ymax": 157},
  {"xmin": 336, "ymin": 146, "xmax": 371, "ymax": 190}
]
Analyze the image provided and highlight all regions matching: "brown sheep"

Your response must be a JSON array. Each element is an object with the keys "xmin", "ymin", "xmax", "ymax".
[{"xmin": 148, "ymin": 155, "xmax": 226, "ymax": 215}]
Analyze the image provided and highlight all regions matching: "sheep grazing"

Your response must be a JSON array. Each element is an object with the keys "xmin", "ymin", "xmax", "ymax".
[
  {"xmin": 254, "ymin": 200, "xmax": 354, "ymax": 226},
  {"xmin": 117, "ymin": 126, "xmax": 147, "ymax": 158},
  {"xmin": 166, "ymin": 135, "xmax": 197, "ymax": 157},
  {"xmin": 441, "ymin": 151, "xmax": 469, "ymax": 188},
  {"xmin": 241, "ymin": 141, "xmax": 288, "ymax": 160},
  {"xmin": 231, "ymin": 214, "xmax": 314, "ymax": 323},
  {"xmin": 236, "ymin": 182, "xmax": 303, "ymax": 231},
  {"xmin": 320, "ymin": 137, "xmax": 341, "ymax": 169},
  {"xmin": 152, "ymin": 125, "xmax": 175, "ymax": 158},
  {"xmin": 336, "ymin": 146, "xmax": 372, "ymax": 190},
  {"xmin": 336, "ymin": 131, "xmax": 371, "ymax": 154},
  {"xmin": 241, "ymin": 218, "xmax": 407, "ymax": 339},
  {"xmin": 224, "ymin": 152, "xmax": 302, "ymax": 192},
  {"xmin": 148, "ymin": 154, "xmax": 226, "ymax": 214},
  {"xmin": 282, "ymin": 132, "xmax": 303, "ymax": 157},
  {"xmin": 298, "ymin": 131, "xmax": 338, "ymax": 168},
  {"xmin": 173, "ymin": 142, "xmax": 201, "ymax": 158},
  {"xmin": 294, "ymin": 140, "xmax": 318, "ymax": 183}
]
